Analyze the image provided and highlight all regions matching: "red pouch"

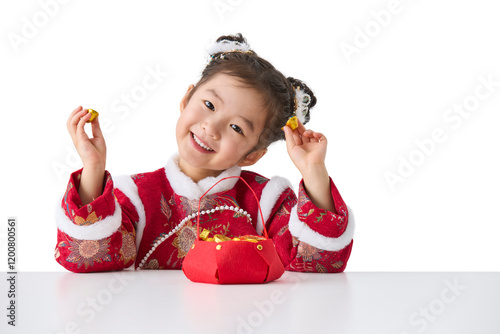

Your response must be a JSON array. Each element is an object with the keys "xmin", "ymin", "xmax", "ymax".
[{"xmin": 182, "ymin": 176, "xmax": 285, "ymax": 284}]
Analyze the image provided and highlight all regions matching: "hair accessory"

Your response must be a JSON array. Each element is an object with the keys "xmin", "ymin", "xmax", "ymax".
[
  {"xmin": 206, "ymin": 39, "xmax": 253, "ymax": 61},
  {"xmin": 293, "ymin": 86, "xmax": 311, "ymax": 124}
]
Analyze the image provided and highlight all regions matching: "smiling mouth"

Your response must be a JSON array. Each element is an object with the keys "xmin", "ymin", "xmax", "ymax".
[{"xmin": 191, "ymin": 132, "xmax": 214, "ymax": 152}]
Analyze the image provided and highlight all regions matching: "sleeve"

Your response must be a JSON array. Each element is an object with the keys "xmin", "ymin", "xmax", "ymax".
[
  {"xmin": 262, "ymin": 177, "xmax": 354, "ymax": 273},
  {"xmin": 54, "ymin": 168, "xmax": 142, "ymax": 273}
]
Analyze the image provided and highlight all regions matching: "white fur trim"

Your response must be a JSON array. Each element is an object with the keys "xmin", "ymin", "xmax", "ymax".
[
  {"xmin": 55, "ymin": 198, "xmax": 122, "ymax": 240},
  {"xmin": 164, "ymin": 154, "xmax": 241, "ymax": 200},
  {"xmin": 113, "ymin": 175, "xmax": 146, "ymax": 251},
  {"xmin": 293, "ymin": 88, "xmax": 311, "ymax": 124},
  {"xmin": 288, "ymin": 205, "xmax": 355, "ymax": 251},
  {"xmin": 206, "ymin": 40, "xmax": 251, "ymax": 56},
  {"xmin": 256, "ymin": 176, "xmax": 293, "ymax": 235}
]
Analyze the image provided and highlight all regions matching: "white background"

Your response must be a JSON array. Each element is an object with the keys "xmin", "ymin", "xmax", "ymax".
[{"xmin": 1, "ymin": 0, "xmax": 499, "ymax": 272}]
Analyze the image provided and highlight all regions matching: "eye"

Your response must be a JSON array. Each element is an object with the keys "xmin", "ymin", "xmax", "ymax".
[
  {"xmin": 204, "ymin": 100, "xmax": 215, "ymax": 111},
  {"xmin": 230, "ymin": 124, "xmax": 244, "ymax": 135}
]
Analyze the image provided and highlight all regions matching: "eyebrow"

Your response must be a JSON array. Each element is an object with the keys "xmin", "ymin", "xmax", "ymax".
[
  {"xmin": 206, "ymin": 89, "xmax": 223, "ymax": 105},
  {"xmin": 206, "ymin": 88, "xmax": 255, "ymax": 133},
  {"xmin": 239, "ymin": 116, "xmax": 255, "ymax": 133}
]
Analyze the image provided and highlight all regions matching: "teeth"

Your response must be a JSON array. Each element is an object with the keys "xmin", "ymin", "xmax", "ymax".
[{"xmin": 192, "ymin": 133, "xmax": 214, "ymax": 151}]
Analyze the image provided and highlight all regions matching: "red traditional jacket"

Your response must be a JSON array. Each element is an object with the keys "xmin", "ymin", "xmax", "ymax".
[{"xmin": 54, "ymin": 155, "xmax": 354, "ymax": 273}]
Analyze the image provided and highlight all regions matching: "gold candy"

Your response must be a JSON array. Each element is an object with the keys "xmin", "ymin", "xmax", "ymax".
[
  {"xmin": 214, "ymin": 234, "xmax": 232, "ymax": 243},
  {"xmin": 200, "ymin": 229, "xmax": 210, "ymax": 240},
  {"xmin": 239, "ymin": 235, "xmax": 266, "ymax": 243},
  {"xmin": 86, "ymin": 109, "xmax": 99, "ymax": 123},
  {"xmin": 282, "ymin": 116, "xmax": 298, "ymax": 131},
  {"xmin": 198, "ymin": 228, "xmax": 266, "ymax": 243}
]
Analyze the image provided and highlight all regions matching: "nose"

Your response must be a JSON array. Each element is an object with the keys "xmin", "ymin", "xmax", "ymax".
[{"xmin": 201, "ymin": 119, "xmax": 220, "ymax": 140}]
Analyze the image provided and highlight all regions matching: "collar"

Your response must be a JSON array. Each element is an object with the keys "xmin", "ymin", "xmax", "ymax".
[{"xmin": 164, "ymin": 154, "xmax": 242, "ymax": 200}]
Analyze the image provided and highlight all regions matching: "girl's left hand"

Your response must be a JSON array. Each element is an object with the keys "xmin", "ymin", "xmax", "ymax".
[{"xmin": 283, "ymin": 120, "xmax": 328, "ymax": 175}]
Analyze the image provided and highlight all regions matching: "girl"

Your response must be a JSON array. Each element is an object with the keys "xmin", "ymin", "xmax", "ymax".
[{"xmin": 55, "ymin": 33, "xmax": 354, "ymax": 273}]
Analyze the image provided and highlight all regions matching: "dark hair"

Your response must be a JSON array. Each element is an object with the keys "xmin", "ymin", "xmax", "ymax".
[{"xmin": 187, "ymin": 33, "xmax": 317, "ymax": 150}]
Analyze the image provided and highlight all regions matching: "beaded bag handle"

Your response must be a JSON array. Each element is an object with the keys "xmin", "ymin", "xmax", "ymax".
[{"xmin": 196, "ymin": 176, "xmax": 269, "ymax": 240}]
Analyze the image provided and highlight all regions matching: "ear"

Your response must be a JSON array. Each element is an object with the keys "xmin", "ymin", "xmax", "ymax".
[
  {"xmin": 237, "ymin": 148, "xmax": 268, "ymax": 167},
  {"xmin": 180, "ymin": 84, "xmax": 195, "ymax": 113}
]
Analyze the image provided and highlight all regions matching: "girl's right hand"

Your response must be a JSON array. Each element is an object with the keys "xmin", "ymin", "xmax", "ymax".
[{"xmin": 67, "ymin": 106, "xmax": 107, "ymax": 170}]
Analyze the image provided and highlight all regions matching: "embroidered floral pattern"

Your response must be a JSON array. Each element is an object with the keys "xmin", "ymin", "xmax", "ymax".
[
  {"xmin": 74, "ymin": 211, "xmax": 101, "ymax": 226},
  {"xmin": 297, "ymin": 189, "xmax": 309, "ymax": 212},
  {"xmin": 288, "ymin": 240, "xmax": 350, "ymax": 273},
  {"xmin": 160, "ymin": 193, "xmax": 172, "ymax": 221},
  {"xmin": 202, "ymin": 222, "xmax": 231, "ymax": 237},
  {"xmin": 332, "ymin": 261, "xmax": 344, "ymax": 269},
  {"xmin": 172, "ymin": 225, "xmax": 197, "ymax": 259},
  {"xmin": 142, "ymin": 258, "xmax": 164, "ymax": 269},
  {"xmin": 119, "ymin": 230, "xmax": 136, "ymax": 264},
  {"xmin": 315, "ymin": 212, "xmax": 327, "ymax": 223},
  {"xmin": 296, "ymin": 242, "xmax": 324, "ymax": 262},
  {"xmin": 277, "ymin": 225, "xmax": 289, "ymax": 236},
  {"xmin": 178, "ymin": 194, "xmax": 241, "ymax": 216},
  {"xmin": 315, "ymin": 263, "xmax": 328, "ymax": 273},
  {"xmin": 180, "ymin": 194, "xmax": 219, "ymax": 215},
  {"xmin": 275, "ymin": 205, "xmax": 291, "ymax": 218},
  {"xmin": 66, "ymin": 237, "xmax": 111, "ymax": 269}
]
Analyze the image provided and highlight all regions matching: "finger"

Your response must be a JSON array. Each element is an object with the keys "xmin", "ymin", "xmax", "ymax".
[
  {"xmin": 290, "ymin": 121, "xmax": 305, "ymax": 145},
  {"xmin": 301, "ymin": 130, "xmax": 314, "ymax": 143},
  {"xmin": 91, "ymin": 115, "xmax": 104, "ymax": 139},
  {"xmin": 283, "ymin": 125, "xmax": 297, "ymax": 153},
  {"xmin": 67, "ymin": 106, "xmax": 83, "ymax": 126},
  {"xmin": 67, "ymin": 106, "xmax": 84, "ymax": 132},
  {"xmin": 292, "ymin": 127, "xmax": 303, "ymax": 146},
  {"xmin": 313, "ymin": 131, "xmax": 327, "ymax": 143},
  {"xmin": 68, "ymin": 109, "xmax": 88, "ymax": 141},
  {"xmin": 302, "ymin": 129, "xmax": 327, "ymax": 143},
  {"xmin": 296, "ymin": 119, "xmax": 307, "ymax": 134},
  {"xmin": 76, "ymin": 112, "xmax": 92, "ymax": 142}
]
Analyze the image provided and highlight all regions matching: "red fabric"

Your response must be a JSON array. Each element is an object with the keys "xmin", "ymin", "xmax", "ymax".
[
  {"xmin": 181, "ymin": 241, "xmax": 219, "ymax": 284},
  {"xmin": 55, "ymin": 164, "xmax": 353, "ymax": 274},
  {"xmin": 296, "ymin": 179, "xmax": 348, "ymax": 238},
  {"xmin": 183, "ymin": 239, "xmax": 284, "ymax": 284}
]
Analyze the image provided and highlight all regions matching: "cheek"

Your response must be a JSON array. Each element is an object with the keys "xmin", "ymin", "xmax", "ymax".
[
  {"xmin": 175, "ymin": 115, "xmax": 189, "ymax": 142},
  {"xmin": 176, "ymin": 110, "xmax": 194, "ymax": 130},
  {"xmin": 224, "ymin": 136, "xmax": 252, "ymax": 155}
]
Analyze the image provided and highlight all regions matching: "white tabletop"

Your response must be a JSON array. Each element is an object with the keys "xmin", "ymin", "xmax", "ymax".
[{"xmin": 2, "ymin": 271, "xmax": 499, "ymax": 334}]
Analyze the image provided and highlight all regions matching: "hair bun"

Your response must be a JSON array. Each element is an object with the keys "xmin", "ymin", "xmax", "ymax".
[
  {"xmin": 287, "ymin": 77, "xmax": 317, "ymax": 124},
  {"xmin": 206, "ymin": 33, "xmax": 253, "ymax": 58},
  {"xmin": 216, "ymin": 33, "xmax": 246, "ymax": 44}
]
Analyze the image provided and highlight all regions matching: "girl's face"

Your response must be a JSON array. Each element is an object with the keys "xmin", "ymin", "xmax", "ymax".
[{"xmin": 176, "ymin": 73, "xmax": 268, "ymax": 181}]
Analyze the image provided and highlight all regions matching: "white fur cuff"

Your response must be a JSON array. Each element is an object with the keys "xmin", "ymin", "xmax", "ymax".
[
  {"xmin": 288, "ymin": 205, "xmax": 355, "ymax": 251},
  {"xmin": 113, "ymin": 175, "xmax": 146, "ymax": 250},
  {"xmin": 55, "ymin": 198, "xmax": 122, "ymax": 240},
  {"xmin": 256, "ymin": 176, "xmax": 293, "ymax": 235}
]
